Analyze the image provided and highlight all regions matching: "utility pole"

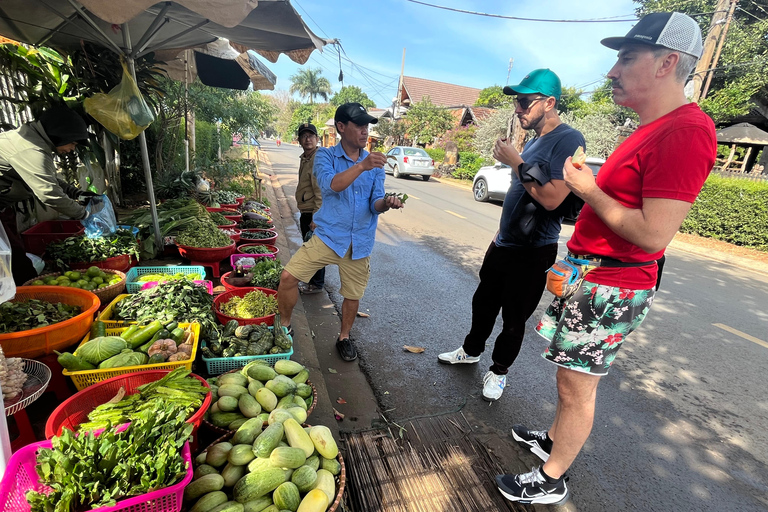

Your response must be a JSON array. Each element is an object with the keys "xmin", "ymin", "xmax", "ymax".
[
  {"xmin": 394, "ymin": 48, "xmax": 406, "ymax": 120},
  {"xmin": 702, "ymin": 0, "xmax": 738, "ymax": 100},
  {"xmin": 506, "ymin": 58, "xmax": 514, "ymax": 85},
  {"xmin": 691, "ymin": 0, "xmax": 731, "ymax": 102}
]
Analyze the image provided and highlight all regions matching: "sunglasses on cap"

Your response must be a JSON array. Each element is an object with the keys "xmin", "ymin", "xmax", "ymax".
[{"xmin": 514, "ymin": 96, "xmax": 547, "ymax": 110}]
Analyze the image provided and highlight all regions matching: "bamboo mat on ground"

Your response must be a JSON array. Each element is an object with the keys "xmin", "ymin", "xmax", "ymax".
[{"xmin": 340, "ymin": 413, "xmax": 528, "ymax": 512}]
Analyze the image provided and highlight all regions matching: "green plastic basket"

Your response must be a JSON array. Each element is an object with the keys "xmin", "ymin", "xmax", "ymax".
[
  {"xmin": 201, "ymin": 327, "xmax": 293, "ymax": 375},
  {"xmin": 125, "ymin": 265, "xmax": 206, "ymax": 293}
]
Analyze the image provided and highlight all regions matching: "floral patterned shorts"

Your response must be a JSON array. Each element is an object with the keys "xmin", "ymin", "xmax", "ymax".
[{"xmin": 535, "ymin": 280, "xmax": 655, "ymax": 375}]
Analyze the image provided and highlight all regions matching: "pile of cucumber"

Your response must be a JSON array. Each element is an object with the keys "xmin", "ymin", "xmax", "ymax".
[
  {"xmin": 187, "ymin": 415, "xmax": 341, "ymax": 512},
  {"xmin": 206, "ymin": 360, "xmax": 314, "ymax": 431}
]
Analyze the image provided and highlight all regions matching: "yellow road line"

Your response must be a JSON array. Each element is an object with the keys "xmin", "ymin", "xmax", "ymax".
[
  {"xmin": 407, "ymin": 194, "xmax": 420, "ymax": 200},
  {"xmin": 445, "ymin": 210, "xmax": 466, "ymax": 219},
  {"xmin": 713, "ymin": 323, "xmax": 768, "ymax": 349}
]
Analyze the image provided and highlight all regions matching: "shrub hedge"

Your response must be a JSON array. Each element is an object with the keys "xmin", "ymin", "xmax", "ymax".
[
  {"xmin": 452, "ymin": 151, "xmax": 487, "ymax": 180},
  {"xmin": 680, "ymin": 174, "xmax": 768, "ymax": 251}
]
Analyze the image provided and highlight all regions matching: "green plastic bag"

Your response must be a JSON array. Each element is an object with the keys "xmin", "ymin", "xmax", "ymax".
[{"xmin": 84, "ymin": 62, "xmax": 154, "ymax": 140}]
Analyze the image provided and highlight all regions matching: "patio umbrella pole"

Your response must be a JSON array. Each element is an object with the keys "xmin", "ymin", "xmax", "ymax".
[{"xmin": 123, "ymin": 24, "xmax": 163, "ymax": 254}]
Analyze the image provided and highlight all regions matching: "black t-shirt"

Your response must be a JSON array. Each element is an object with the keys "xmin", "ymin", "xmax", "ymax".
[{"xmin": 495, "ymin": 123, "xmax": 585, "ymax": 248}]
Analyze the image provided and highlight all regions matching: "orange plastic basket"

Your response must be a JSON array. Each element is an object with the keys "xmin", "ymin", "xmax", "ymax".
[
  {"xmin": 0, "ymin": 286, "xmax": 100, "ymax": 358},
  {"xmin": 45, "ymin": 369, "xmax": 211, "ymax": 439},
  {"xmin": 62, "ymin": 323, "xmax": 200, "ymax": 390}
]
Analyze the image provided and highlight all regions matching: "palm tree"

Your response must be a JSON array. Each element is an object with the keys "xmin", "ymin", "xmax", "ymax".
[{"xmin": 289, "ymin": 68, "xmax": 332, "ymax": 104}]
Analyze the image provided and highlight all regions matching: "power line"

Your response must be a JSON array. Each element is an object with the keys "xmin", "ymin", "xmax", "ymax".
[{"xmin": 404, "ymin": 0, "xmax": 638, "ymax": 23}]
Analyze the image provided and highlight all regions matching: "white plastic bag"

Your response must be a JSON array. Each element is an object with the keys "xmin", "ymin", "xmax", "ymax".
[{"xmin": 0, "ymin": 222, "xmax": 16, "ymax": 304}]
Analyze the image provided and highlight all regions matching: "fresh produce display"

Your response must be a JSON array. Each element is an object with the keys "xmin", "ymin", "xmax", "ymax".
[
  {"xmin": 238, "ymin": 219, "xmax": 272, "ymax": 230},
  {"xmin": 55, "ymin": 321, "xmax": 196, "ymax": 371},
  {"xmin": 202, "ymin": 318, "xmax": 292, "ymax": 359},
  {"xmin": 176, "ymin": 220, "xmax": 233, "ymax": 248},
  {"xmin": 238, "ymin": 244, "xmax": 272, "ymax": 254},
  {"xmin": 29, "ymin": 266, "xmax": 123, "ymax": 291},
  {"xmin": 189, "ymin": 407, "xmax": 340, "ymax": 512},
  {"xmin": 26, "ymin": 403, "xmax": 193, "ymax": 512},
  {"xmin": 114, "ymin": 279, "xmax": 217, "ymax": 335},
  {"xmin": 205, "ymin": 360, "xmax": 311, "ymax": 427},
  {"xmin": 0, "ymin": 298, "xmax": 81, "ymax": 334},
  {"xmin": 44, "ymin": 228, "xmax": 140, "ymax": 268},
  {"xmin": 220, "ymin": 228, "xmax": 240, "ymax": 237},
  {"xmin": 0, "ymin": 345, "xmax": 27, "ymax": 399},
  {"xmin": 209, "ymin": 212, "xmax": 230, "ymax": 225},
  {"xmin": 124, "ymin": 198, "xmax": 215, "ymax": 257},
  {"xmin": 249, "ymin": 258, "xmax": 283, "ymax": 290},
  {"xmin": 219, "ymin": 289, "xmax": 278, "ymax": 319},
  {"xmin": 240, "ymin": 230, "xmax": 277, "ymax": 241},
  {"xmin": 216, "ymin": 190, "xmax": 241, "ymax": 204},
  {"xmin": 384, "ymin": 192, "xmax": 409, "ymax": 204},
  {"xmin": 136, "ymin": 271, "xmax": 204, "ymax": 283},
  {"xmin": 76, "ymin": 367, "xmax": 209, "ymax": 432},
  {"xmin": 234, "ymin": 257, "xmax": 257, "ymax": 267}
]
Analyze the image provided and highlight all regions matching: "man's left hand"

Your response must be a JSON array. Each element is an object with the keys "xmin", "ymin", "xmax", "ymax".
[
  {"xmin": 563, "ymin": 157, "xmax": 598, "ymax": 199},
  {"xmin": 384, "ymin": 195, "xmax": 404, "ymax": 210}
]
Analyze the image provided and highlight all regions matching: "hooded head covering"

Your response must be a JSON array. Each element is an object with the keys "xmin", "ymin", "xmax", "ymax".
[{"xmin": 39, "ymin": 105, "xmax": 89, "ymax": 147}]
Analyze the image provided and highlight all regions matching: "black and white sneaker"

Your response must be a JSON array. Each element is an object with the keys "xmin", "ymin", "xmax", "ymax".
[
  {"xmin": 496, "ymin": 467, "xmax": 568, "ymax": 504},
  {"xmin": 512, "ymin": 424, "xmax": 552, "ymax": 462}
]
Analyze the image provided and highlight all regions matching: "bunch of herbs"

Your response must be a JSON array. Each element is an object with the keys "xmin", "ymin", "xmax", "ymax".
[
  {"xmin": 44, "ymin": 229, "xmax": 140, "ymax": 269},
  {"xmin": 0, "ymin": 299, "xmax": 81, "ymax": 333},
  {"xmin": 175, "ymin": 220, "xmax": 232, "ymax": 248},
  {"xmin": 249, "ymin": 258, "xmax": 283, "ymax": 290}
]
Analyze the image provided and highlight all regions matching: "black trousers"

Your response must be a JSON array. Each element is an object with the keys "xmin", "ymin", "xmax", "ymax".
[
  {"xmin": 299, "ymin": 212, "xmax": 325, "ymax": 287},
  {"xmin": 463, "ymin": 241, "xmax": 558, "ymax": 374},
  {"xmin": 1, "ymin": 208, "xmax": 37, "ymax": 285}
]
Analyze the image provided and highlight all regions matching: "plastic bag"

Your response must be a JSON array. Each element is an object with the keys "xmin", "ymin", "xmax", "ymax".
[
  {"xmin": 196, "ymin": 178, "xmax": 211, "ymax": 193},
  {"xmin": 0, "ymin": 222, "xmax": 16, "ymax": 303},
  {"xmin": 84, "ymin": 62, "xmax": 154, "ymax": 140},
  {"xmin": 81, "ymin": 194, "xmax": 117, "ymax": 238}
]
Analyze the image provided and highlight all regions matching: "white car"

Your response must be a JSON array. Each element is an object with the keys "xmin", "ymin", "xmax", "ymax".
[
  {"xmin": 384, "ymin": 146, "xmax": 435, "ymax": 181},
  {"xmin": 472, "ymin": 157, "xmax": 605, "ymax": 202}
]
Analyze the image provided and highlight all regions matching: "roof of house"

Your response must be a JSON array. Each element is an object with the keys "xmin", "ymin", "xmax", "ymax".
[
  {"xmin": 400, "ymin": 76, "xmax": 482, "ymax": 107},
  {"xmin": 716, "ymin": 122, "xmax": 768, "ymax": 145}
]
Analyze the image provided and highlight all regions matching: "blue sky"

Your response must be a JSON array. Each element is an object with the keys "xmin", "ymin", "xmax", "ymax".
[{"xmin": 263, "ymin": 0, "xmax": 640, "ymax": 107}]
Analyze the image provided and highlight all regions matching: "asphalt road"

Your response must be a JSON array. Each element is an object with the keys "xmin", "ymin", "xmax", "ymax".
[{"xmin": 262, "ymin": 140, "xmax": 768, "ymax": 512}]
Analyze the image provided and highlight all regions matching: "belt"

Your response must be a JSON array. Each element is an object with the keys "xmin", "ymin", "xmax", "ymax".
[{"xmin": 567, "ymin": 253, "xmax": 657, "ymax": 268}]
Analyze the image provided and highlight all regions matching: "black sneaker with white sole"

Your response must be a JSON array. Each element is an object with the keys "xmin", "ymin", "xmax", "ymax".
[
  {"xmin": 496, "ymin": 467, "xmax": 568, "ymax": 504},
  {"xmin": 512, "ymin": 424, "xmax": 552, "ymax": 462}
]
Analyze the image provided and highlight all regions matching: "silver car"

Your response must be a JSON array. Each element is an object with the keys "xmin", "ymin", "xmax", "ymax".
[
  {"xmin": 384, "ymin": 146, "xmax": 435, "ymax": 181},
  {"xmin": 472, "ymin": 156, "xmax": 605, "ymax": 202}
]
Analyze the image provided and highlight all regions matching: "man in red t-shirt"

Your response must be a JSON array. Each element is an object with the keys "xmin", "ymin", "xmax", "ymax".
[{"xmin": 496, "ymin": 12, "xmax": 717, "ymax": 505}]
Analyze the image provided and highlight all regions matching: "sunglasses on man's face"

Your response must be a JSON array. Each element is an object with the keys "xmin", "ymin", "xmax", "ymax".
[{"xmin": 514, "ymin": 96, "xmax": 546, "ymax": 110}]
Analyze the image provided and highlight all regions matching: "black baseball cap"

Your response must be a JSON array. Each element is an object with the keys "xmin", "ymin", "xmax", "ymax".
[
  {"xmin": 297, "ymin": 123, "xmax": 318, "ymax": 136},
  {"xmin": 334, "ymin": 102, "xmax": 377, "ymax": 126},
  {"xmin": 601, "ymin": 12, "xmax": 703, "ymax": 58}
]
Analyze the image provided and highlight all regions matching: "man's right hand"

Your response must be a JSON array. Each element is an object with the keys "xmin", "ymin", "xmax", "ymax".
[{"xmin": 361, "ymin": 152, "xmax": 387, "ymax": 171}]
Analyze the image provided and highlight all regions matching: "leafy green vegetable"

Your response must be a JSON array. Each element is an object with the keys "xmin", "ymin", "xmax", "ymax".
[
  {"xmin": 239, "ymin": 245, "xmax": 272, "ymax": 254},
  {"xmin": 215, "ymin": 190, "xmax": 240, "ymax": 204},
  {"xmin": 209, "ymin": 211, "xmax": 230, "ymax": 225},
  {"xmin": 249, "ymin": 258, "xmax": 283, "ymax": 290},
  {"xmin": 219, "ymin": 289, "xmax": 278, "ymax": 319},
  {"xmin": 175, "ymin": 220, "xmax": 233, "ymax": 248},
  {"xmin": 240, "ymin": 230, "xmax": 276, "ymax": 240},
  {"xmin": 123, "ymin": 198, "xmax": 212, "ymax": 258},
  {"xmin": 26, "ymin": 402, "xmax": 192, "ymax": 512},
  {"xmin": 384, "ymin": 192, "xmax": 409, "ymax": 204},
  {"xmin": 44, "ymin": 228, "xmax": 140, "ymax": 269},
  {"xmin": 97, "ymin": 349, "xmax": 148, "ymax": 369},
  {"xmin": 238, "ymin": 219, "xmax": 273, "ymax": 230},
  {"xmin": 75, "ymin": 336, "xmax": 128, "ymax": 365},
  {"xmin": 0, "ymin": 299, "xmax": 81, "ymax": 333}
]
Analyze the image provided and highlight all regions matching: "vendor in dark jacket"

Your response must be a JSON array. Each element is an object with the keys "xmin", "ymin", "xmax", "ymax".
[{"xmin": 0, "ymin": 105, "xmax": 95, "ymax": 283}]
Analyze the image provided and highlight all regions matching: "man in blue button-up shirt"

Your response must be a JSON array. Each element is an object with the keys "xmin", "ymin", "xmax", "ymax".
[{"xmin": 277, "ymin": 103, "xmax": 404, "ymax": 361}]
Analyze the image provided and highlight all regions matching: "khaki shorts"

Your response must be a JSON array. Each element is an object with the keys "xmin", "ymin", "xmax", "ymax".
[{"xmin": 284, "ymin": 236, "xmax": 371, "ymax": 300}]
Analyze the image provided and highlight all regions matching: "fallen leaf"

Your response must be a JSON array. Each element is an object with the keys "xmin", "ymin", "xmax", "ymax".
[
  {"xmin": 403, "ymin": 345, "xmax": 425, "ymax": 354},
  {"xmin": 384, "ymin": 391, "xmax": 389, "ymax": 395},
  {"xmin": 356, "ymin": 311, "xmax": 370, "ymax": 318},
  {"xmin": 328, "ymin": 368, "xmax": 338, "ymax": 374},
  {"xmin": 333, "ymin": 408, "xmax": 345, "ymax": 421},
  {"xmin": 336, "ymin": 397, "xmax": 347, "ymax": 404}
]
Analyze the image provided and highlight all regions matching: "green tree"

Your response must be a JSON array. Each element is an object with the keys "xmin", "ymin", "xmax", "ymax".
[
  {"xmin": 286, "ymin": 103, "xmax": 334, "ymax": 139},
  {"xmin": 374, "ymin": 117, "xmax": 407, "ymax": 145},
  {"xmin": 558, "ymin": 86, "xmax": 587, "ymax": 115},
  {"xmin": 475, "ymin": 85, "xmax": 514, "ymax": 107},
  {"xmin": 636, "ymin": 0, "xmax": 768, "ymax": 123},
  {"xmin": 330, "ymin": 85, "xmax": 375, "ymax": 109},
  {"xmin": 404, "ymin": 97, "xmax": 454, "ymax": 145},
  {"xmin": 289, "ymin": 68, "xmax": 332, "ymax": 105}
]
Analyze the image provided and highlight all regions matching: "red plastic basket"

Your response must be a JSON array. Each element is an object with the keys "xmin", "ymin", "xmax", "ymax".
[
  {"xmin": 68, "ymin": 254, "xmax": 133, "ymax": 272},
  {"xmin": 44, "ymin": 370, "xmax": 211, "ymax": 439},
  {"xmin": 205, "ymin": 207, "xmax": 239, "ymax": 214},
  {"xmin": 217, "ymin": 222, "xmax": 237, "ymax": 229},
  {"xmin": 234, "ymin": 196, "xmax": 245, "ymax": 206},
  {"xmin": 213, "ymin": 287, "xmax": 278, "ymax": 326},
  {"xmin": 0, "ymin": 286, "xmax": 100, "ymax": 358},
  {"xmin": 238, "ymin": 229, "xmax": 277, "ymax": 246},
  {"xmin": 0, "ymin": 434, "xmax": 193, "ymax": 512},
  {"xmin": 177, "ymin": 241, "xmax": 235, "ymax": 263},
  {"xmin": 21, "ymin": 220, "xmax": 85, "ymax": 255},
  {"xmin": 236, "ymin": 243, "xmax": 279, "ymax": 257},
  {"xmin": 219, "ymin": 203, "xmax": 239, "ymax": 209}
]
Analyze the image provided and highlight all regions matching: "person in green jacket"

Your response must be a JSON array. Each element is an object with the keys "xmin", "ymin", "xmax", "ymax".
[{"xmin": 0, "ymin": 105, "xmax": 95, "ymax": 283}]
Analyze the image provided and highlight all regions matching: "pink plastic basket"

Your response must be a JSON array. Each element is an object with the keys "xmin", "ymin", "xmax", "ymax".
[
  {"xmin": 229, "ymin": 253, "xmax": 275, "ymax": 269},
  {"xmin": 0, "ymin": 437, "xmax": 192, "ymax": 512}
]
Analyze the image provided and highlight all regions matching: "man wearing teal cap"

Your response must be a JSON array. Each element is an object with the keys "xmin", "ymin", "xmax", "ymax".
[{"xmin": 438, "ymin": 69, "xmax": 585, "ymax": 402}]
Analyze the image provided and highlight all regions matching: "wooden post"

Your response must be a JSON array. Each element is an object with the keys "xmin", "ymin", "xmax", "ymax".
[
  {"xmin": 740, "ymin": 147, "xmax": 752, "ymax": 173},
  {"xmin": 692, "ymin": 0, "xmax": 731, "ymax": 102},
  {"xmin": 723, "ymin": 143, "xmax": 737, "ymax": 170}
]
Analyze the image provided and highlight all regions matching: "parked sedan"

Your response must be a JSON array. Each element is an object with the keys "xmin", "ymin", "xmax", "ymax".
[
  {"xmin": 384, "ymin": 146, "xmax": 435, "ymax": 181},
  {"xmin": 472, "ymin": 157, "xmax": 605, "ymax": 203}
]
